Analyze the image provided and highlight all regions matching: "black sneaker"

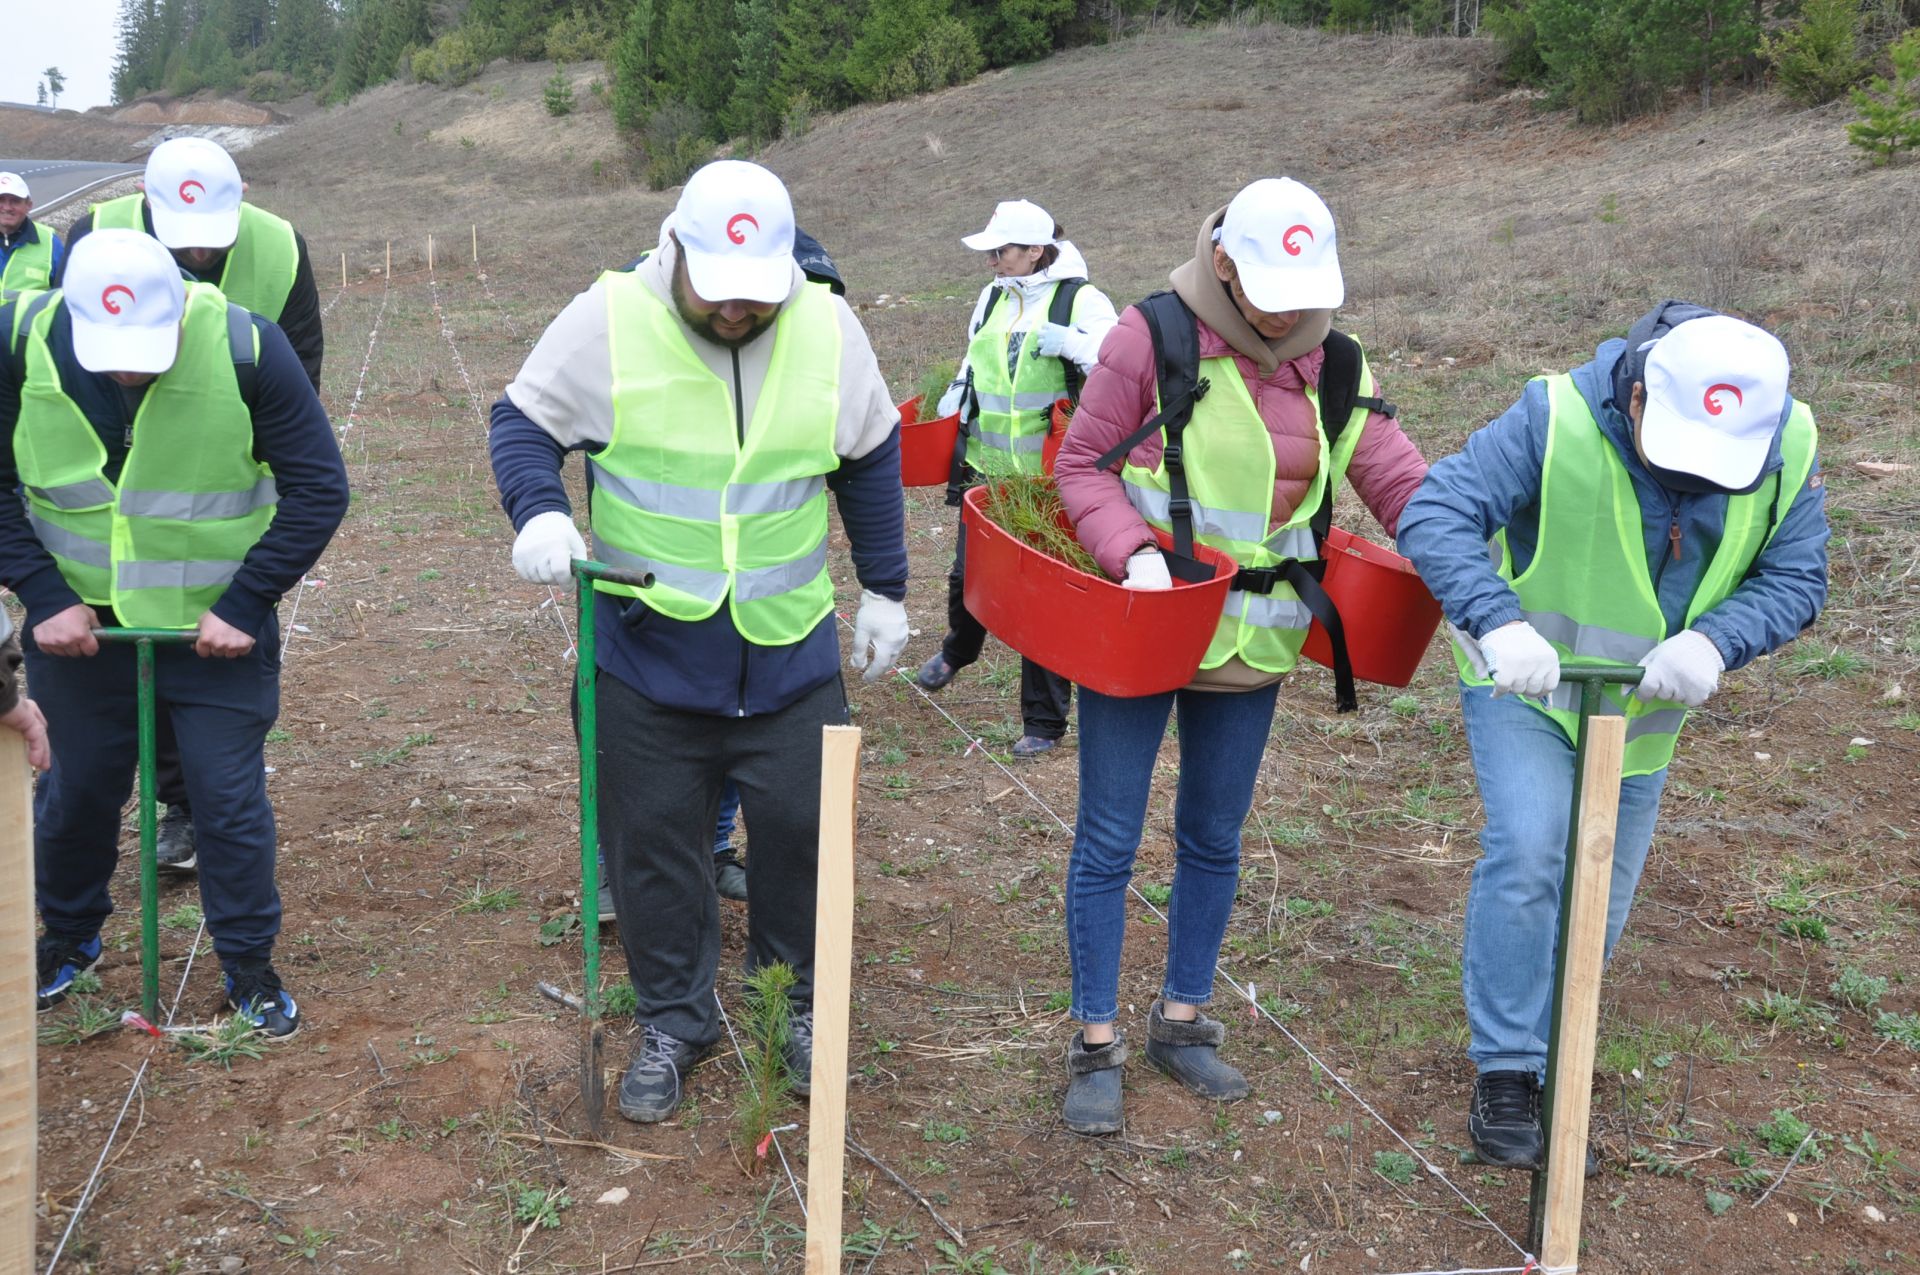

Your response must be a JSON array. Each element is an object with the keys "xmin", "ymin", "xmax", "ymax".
[
  {"xmin": 37, "ymin": 935, "xmax": 103, "ymax": 1012},
  {"xmin": 1469, "ymin": 1070, "xmax": 1543, "ymax": 1169},
  {"xmin": 915, "ymin": 651, "xmax": 958, "ymax": 691},
  {"xmin": 714, "ymin": 852, "xmax": 748, "ymax": 903},
  {"xmin": 596, "ymin": 883, "xmax": 618, "ymax": 926},
  {"xmin": 785, "ymin": 1009, "xmax": 813, "ymax": 1097},
  {"xmin": 155, "ymin": 805, "xmax": 197, "ymax": 873},
  {"xmin": 617, "ymin": 1025, "xmax": 705, "ymax": 1123},
  {"xmin": 224, "ymin": 960, "xmax": 301, "ymax": 1039}
]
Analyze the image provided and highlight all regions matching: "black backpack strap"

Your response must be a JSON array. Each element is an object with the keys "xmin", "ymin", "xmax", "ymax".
[
  {"xmin": 227, "ymin": 303, "xmax": 260, "ymax": 409},
  {"xmin": 1048, "ymin": 278, "xmax": 1087, "ymax": 404},
  {"xmin": 10, "ymin": 290, "xmax": 58, "ymax": 380},
  {"xmin": 1093, "ymin": 291, "xmax": 1213, "ymax": 584}
]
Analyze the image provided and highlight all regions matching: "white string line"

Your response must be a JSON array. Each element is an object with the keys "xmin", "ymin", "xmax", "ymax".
[
  {"xmin": 320, "ymin": 280, "xmax": 347, "ymax": 318},
  {"xmin": 1379, "ymin": 1264, "xmax": 1571, "ymax": 1275},
  {"xmin": 335, "ymin": 273, "xmax": 390, "ymax": 445},
  {"xmin": 847, "ymin": 619, "xmax": 1536, "ymax": 1266},
  {"xmin": 45, "ymin": 918, "xmax": 207, "ymax": 1275},
  {"xmin": 713, "ymin": 991, "xmax": 808, "ymax": 1219},
  {"xmin": 435, "ymin": 270, "xmax": 575, "ymax": 659}
]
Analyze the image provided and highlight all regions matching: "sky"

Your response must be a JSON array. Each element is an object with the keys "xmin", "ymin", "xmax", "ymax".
[{"xmin": 0, "ymin": 0, "xmax": 123, "ymax": 114}]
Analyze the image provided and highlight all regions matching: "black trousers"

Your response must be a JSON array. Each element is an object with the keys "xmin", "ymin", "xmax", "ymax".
[
  {"xmin": 941, "ymin": 517, "xmax": 1073, "ymax": 740},
  {"xmin": 28, "ymin": 619, "xmax": 284, "ymax": 964},
  {"xmin": 597, "ymin": 672, "xmax": 849, "ymax": 1049}
]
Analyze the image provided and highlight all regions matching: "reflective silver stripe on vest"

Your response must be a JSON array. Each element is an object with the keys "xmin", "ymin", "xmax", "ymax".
[
  {"xmin": 727, "ymin": 475, "xmax": 825, "ymax": 517},
  {"xmin": 1123, "ymin": 480, "xmax": 1316, "ymax": 558},
  {"xmin": 1233, "ymin": 590, "xmax": 1313, "ymax": 631},
  {"xmin": 590, "ymin": 462, "xmax": 721, "ymax": 523},
  {"xmin": 118, "ymin": 477, "xmax": 278, "ymax": 521},
  {"xmin": 1523, "ymin": 610, "xmax": 1657, "ymax": 666},
  {"xmin": 27, "ymin": 512, "xmax": 110, "ymax": 568},
  {"xmin": 976, "ymin": 427, "xmax": 1046, "ymax": 455},
  {"xmin": 734, "ymin": 541, "xmax": 829, "ymax": 603},
  {"xmin": 26, "ymin": 478, "xmax": 115, "ymax": 510},
  {"xmin": 593, "ymin": 539, "xmax": 729, "ymax": 603},
  {"xmin": 974, "ymin": 390, "xmax": 1061, "ymax": 414},
  {"xmin": 1626, "ymin": 708, "xmax": 1687, "ymax": 740},
  {"xmin": 117, "ymin": 560, "xmax": 243, "ymax": 590}
]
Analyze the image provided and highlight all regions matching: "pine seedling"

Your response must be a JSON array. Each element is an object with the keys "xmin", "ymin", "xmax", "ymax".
[
  {"xmin": 979, "ymin": 474, "xmax": 1103, "ymax": 577},
  {"xmin": 175, "ymin": 1015, "xmax": 267, "ymax": 1069},
  {"xmin": 735, "ymin": 960, "xmax": 797, "ymax": 1168}
]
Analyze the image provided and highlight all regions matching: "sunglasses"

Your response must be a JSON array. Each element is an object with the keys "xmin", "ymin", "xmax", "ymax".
[{"xmin": 985, "ymin": 245, "xmax": 1033, "ymax": 261}]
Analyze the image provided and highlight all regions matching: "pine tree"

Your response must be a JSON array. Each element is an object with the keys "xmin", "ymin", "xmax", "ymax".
[
  {"xmin": 1848, "ymin": 29, "xmax": 1920, "ymax": 165},
  {"xmin": 372, "ymin": 0, "xmax": 432, "ymax": 83},
  {"xmin": 611, "ymin": 0, "xmax": 662, "ymax": 133},
  {"xmin": 725, "ymin": 0, "xmax": 784, "ymax": 144},
  {"xmin": 773, "ymin": 0, "xmax": 862, "ymax": 111},
  {"xmin": 659, "ymin": 0, "xmax": 738, "ymax": 125}
]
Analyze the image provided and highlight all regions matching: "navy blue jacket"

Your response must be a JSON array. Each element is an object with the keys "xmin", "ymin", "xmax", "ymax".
[
  {"xmin": 1399, "ymin": 337, "xmax": 1829, "ymax": 673},
  {"xmin": 490, "ymin": 397, "xmax": 906, "ymax": 718},
  {"xmin": 0, "ymin": 293, "xmax": 348, "ymax": 637},
  {"xmin": 0, "ymin": 220, "xmax": 65, "ymax": 285}
]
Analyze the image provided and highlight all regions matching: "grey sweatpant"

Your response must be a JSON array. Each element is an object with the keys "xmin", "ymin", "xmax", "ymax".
[{"xmin": 596, "ymin": 670, "xmax": 850, "ymax": 1049}]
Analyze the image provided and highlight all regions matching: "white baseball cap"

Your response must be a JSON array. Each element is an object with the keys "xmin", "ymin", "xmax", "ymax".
[
  {"xmin": 63, "ymin": 229, "xmax": 187, "ymax": 374},
  {"xmin": 961, "ymin": 200, "xmax": 1056, "ymax": 252},
  {"xmin": 0, "ymin": 173, "xmax": 29, "ymax": 200},
  {"xmin": 1217, "ymin": 178, "xmax": 1343, "ymax": 313},
  {"xmin": 673, "ymin": 160, "xmax": 797, "ymax": 305},
  {"xmin": 143, "ymin": 137, "xmax": 243, "ymax": 250},
  {"xmin": 1638, "ymin": 315, "xmax": 1790, "ymax": 489}
]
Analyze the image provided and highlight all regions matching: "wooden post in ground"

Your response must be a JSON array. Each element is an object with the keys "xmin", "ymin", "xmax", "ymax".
[
  {"xmin": 427, "ymin": 234, "xmax": 434, "ymax": 274},
  {"xmin": 1541, "ymin": 713, "xmax": 1624, "ymax": 1273},
  {"xmin": 0, "ymin": 728, "xmax": 37, "ymax": 1268},
  {"xmin": 385, "ymin": 240, "xmax": 391, "ymax": 278},
  {"xmin": 340, "ymin": 252, "xmax": 347, "ymax": 290},
  {"xmin": 804, "ymin": 725, "xmax": 860, "ymax": 1275},
  {"xmin": 471, "ymin": 225, "xmax": 478, "ymax": 264}
]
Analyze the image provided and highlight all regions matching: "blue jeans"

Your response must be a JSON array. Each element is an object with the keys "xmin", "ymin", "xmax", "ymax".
[
  {"xmin": 1460, "ymin": 684, "xmax": 1668, "ymax": 1077},
  {"xmin": 713, "ymin": 779, "xmax": 740, "ymax": 854},
  {"xmin": 1066, "ymin": 683, "xmax": 1279, "ymax": 1025}
]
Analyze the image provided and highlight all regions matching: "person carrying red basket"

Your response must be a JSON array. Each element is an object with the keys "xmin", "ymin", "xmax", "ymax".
[
  {"xmin": 1050, "ymin": 177, "xmax": 1426, "ymax": 1132},
  {"xmin": 916, "ymin": 199, "xmax": 1116, "ymax": 759}
]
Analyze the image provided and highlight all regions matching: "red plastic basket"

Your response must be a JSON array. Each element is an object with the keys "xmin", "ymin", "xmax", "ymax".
[
  {"xmin": 897, "ymin": 395, "xmax": 961, "ymax": 488},
  {"xmin": 1299, "ymin": 526, "xmax": 1444, "ymax": 688},
  {"xmin": 1040, "ymin": 398, "xmax": 1073, "ymax": 476},
  {"xmin": 960, "ymin": 484, "xmax": 1236, "ymax": 697}
]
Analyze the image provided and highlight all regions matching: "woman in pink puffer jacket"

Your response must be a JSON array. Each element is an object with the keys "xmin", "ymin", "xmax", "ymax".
[{"xmin": 1050, "ymin": 178, "xmax": 1428, "ymax": 1134}]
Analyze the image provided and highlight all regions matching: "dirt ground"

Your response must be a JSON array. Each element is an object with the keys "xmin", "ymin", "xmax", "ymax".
[{"xmin": 26, "ymin": 22, "xmax": 1920, "ymax": 1275}]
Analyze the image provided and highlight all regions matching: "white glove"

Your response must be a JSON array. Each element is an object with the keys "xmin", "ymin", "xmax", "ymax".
[
  {"xmin": 1121, "ymin": 547, "xmax": 1172, "ymax": 592},
  {"xmin": 511, "ymin": 510, "xmax": 587, "ymax": 586},
  {"xmin": 848, "ymin": 590, "xmax": 910, "ymax": 683},
  {"xmin": 935, "ymin": 383, "xmax": 965, "ymax": 418},
  {"xmin": 1034, "ymin": 323, "xmax": 1072, "ymax": 358},
  {"xmin": 1635, "ymin": 629, "xmax": 1723, "ymax": 707},
  {"xmin": 1479, "ymin": 621, "xmax": 1560, "ymax": 698}
]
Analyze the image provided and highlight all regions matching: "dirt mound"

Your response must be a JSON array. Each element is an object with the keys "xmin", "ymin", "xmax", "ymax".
[{"xmin": 113, "ymin": 94, "xmax": 280, "ymax": 127}]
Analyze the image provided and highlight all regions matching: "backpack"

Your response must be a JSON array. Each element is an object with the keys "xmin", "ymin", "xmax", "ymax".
[
  {"xmin": 1091, "ymin": 290, "xmax": 1397, "ymax": 712},
  {"xmin": 6, "ymin": 289, "xmax": 260, "ymax": 407},
  {"xmin": 973, "ymin": 276, "xmax": 1089, "ymax": 403}
]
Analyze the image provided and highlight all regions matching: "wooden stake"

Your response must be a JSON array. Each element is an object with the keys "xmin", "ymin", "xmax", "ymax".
[
  {"xmin": 1541, "ymin": 713, "xmax": 1624, "ymax": 1273},
  {"xmin": 385, "ymin": 240, "xmax": 391, "ymax": 278},
  {"xmin": 471, "ymin": 225, "xmax": 478, "ymax": 264},
  {"xmin": 0, "ymin": 729, "xmax": 37, "ymax": 1266},
  {"xmin": 427, "ymin": 234, "xmax": 434, "ymax": 274},
  {"xmin": 340, "ymin": 251, "xmax": 347, "ymax": 290},
  {"xmin": 804, "ymin": 725, "xmax": 860, "ymax": 1275}
]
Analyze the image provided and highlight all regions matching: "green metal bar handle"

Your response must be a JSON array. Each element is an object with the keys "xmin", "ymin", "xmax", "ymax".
[
  {"xmin": 1528, "ymin": 662, "xmax": 1645, "ymax": 1249},
  {"xmin": 569, "ymin": 560, "xmax": 653, "ymax": 1018},
  {"xmin": 92, "ymin": 627, "xmax": 196, "ymax": 1024}
]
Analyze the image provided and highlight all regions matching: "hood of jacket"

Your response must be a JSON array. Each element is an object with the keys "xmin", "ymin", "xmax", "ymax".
[
  {"xmin": 1167, "ymin": 205, "xmax": 1331, "ymax": 376},
  {"xmin": 987, "ymin": 239, "xmax": 1091, "ymax": 311}
]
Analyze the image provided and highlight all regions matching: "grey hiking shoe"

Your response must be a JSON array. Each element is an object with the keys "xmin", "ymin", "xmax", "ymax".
[
  {"xmin": 1010, "ymin": 734, "xmax": 1058, "ymax": 759},
  {"xmin": 596, "ymin": 883, "xmax": 617, "ymax": 926},
  {"xmin": 1063, "ymin": 1030, "xmax": 1126, "ymax": 1134},
  {"xmin": 1142, "ymin": 1001, "xmax": 1248, "ymax": 1101},
  {"xmin": 714, "ymin": 852, "xmax": 748, "ymax": 902},
  {"xmin": 618, "ymin": 1025, "xmax": 704, "ymax": 1123},
  {"xmin": 155, "ymin": 804, "xmax": 197, "ymax": 873},
  {"xmin": 785, "ymin": 1009, "xmax": 813, "ymax": 1097}
]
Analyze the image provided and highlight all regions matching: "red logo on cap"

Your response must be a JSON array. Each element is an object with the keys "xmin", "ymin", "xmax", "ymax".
[
  {"xmin": 1702, "ymin": 383, "xmax": 1743, "ymax": 416},
  {"xmin": 1282, "ymin": 224, "xmax": 1314, "ymax": 256},
  {"xmin": 101, "ymin": 285, "xmax": 136, "ymax": 315},
  {"xmin": 178, "ymin": 179, "xmax": 206, "ymax": 204},
  {"xmin": 726, "ymin": 213, "xmax": 758, "ymax": 245}
]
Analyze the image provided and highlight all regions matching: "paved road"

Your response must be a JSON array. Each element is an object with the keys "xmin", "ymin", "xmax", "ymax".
[{"xmin": 0, "ymin": 158, "xmax": 143, "ymax": 213}]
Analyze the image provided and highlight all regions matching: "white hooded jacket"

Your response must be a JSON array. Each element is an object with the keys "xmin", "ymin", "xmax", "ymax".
[{"xmin": 937, "ymin": 240, "xmax": 1119, "ymax": 417}]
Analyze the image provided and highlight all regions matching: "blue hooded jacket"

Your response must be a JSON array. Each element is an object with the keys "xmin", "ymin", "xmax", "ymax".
[{"xmin": 1397, "ymin": 309, "xmax": 1828, "ymax": 673}]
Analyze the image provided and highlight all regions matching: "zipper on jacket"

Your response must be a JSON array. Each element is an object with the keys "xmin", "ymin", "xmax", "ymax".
[
  {"xmin": 732, "ymin": 348, "xmax": 749, "ymax": 716},
  {"xmin": 1652, "ymin": 492, "xmax": 1683, "ymax": 593},
  {"xmin": 1667, "ymin": 518, "xmax": 1682, "ymax": 562}
]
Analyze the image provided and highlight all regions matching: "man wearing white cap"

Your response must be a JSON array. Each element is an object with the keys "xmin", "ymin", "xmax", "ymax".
[
  {"xmin": 488, "ymin": 159, "xmax": 908, "ymax": 1124},
  {"xmin": 63, "ymin": 138, "xmax": 323, "ymax": 391},
  {"xmin": 64, "ymin": 136, "xmax": 328, "ymax": 873},
  {"xmin": 1398, "ymin": 301, "xmax": 1829, "ymax": 1172},
  {"xmin": 0, "ymin": 229, "xmax": 348, "ymax": 1035},
  {"xmin": 0, "ymin": 172, "xmax": 65, "ymax": 292}
]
